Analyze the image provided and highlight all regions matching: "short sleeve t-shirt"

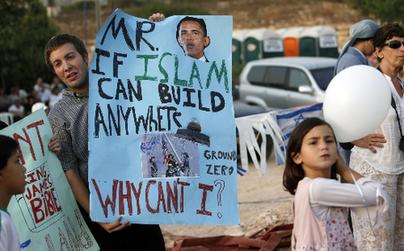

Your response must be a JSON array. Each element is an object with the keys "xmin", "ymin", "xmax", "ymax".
[{"xmin": 0, "ymin": 209, "xmax": 20, "ymax": 251}]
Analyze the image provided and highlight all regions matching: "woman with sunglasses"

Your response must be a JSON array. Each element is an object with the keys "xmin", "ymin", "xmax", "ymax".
[{"xmin": 350, "ymin": 23, "xmax": 404, "ymax": 250}]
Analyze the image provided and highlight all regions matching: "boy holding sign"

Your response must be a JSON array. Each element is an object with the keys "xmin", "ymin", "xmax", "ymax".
[{"xmin": 44, "ymin": 17, "xmax": 166, "ymax": 250}]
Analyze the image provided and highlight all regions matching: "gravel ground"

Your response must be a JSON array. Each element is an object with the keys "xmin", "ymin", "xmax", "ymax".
[{"xmin": 161, "ymin": 158, "xmax": 294, "ymax": 249}]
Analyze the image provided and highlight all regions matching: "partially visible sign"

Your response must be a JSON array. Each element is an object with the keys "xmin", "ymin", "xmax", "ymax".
[
  {"xmin": 319, "ymin": 35, "xmax": 338, "ymax": 48},
  {"xmin": 0, "ymin": 110, "xmax": 98, "ymax": 251},
  {"xmin": 263, "ymin": 39, "xmax": 283, "ymax": 52}
]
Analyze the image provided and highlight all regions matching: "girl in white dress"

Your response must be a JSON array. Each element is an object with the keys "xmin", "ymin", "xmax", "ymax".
[{"xmin": 283, "ymin": 118, "xmax": 388, "ymax": 250}]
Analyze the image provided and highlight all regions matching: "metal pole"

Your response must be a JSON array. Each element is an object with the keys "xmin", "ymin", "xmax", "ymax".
[
  {"xmin": 95, "ymin": 0, "xmax": 101, "ymax": 32},
  {"xmin": 83, "ymin": 0, "xmax": 87, "ymax": 45},
  {"xmin": 163, "ymin": 133, "xmax": 182, "ymax": 163}
]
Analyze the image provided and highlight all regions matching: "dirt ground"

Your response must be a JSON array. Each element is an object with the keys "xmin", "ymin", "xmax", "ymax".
[{"xmin": 161, "ymin": 157, "xmax": 294, "ymax": 249}]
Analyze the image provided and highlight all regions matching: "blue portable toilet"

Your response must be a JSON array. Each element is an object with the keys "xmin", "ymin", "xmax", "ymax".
[
  {"xmin": 318, "ymin": 26, "xmax": 339, "ymax": 58},
  {"xmin": 262, "ymin": 29, "xmax": 284, "ymax": 58}
]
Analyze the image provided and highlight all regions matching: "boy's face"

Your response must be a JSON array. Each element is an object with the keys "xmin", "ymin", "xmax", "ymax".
[
  {"xmin": 49, "ymin": 43, "xmax": 89, "ymax": 93},
  {"xmin": 177, "ymin": 20, "xmax": 210, "ymax": 59},
  {"xmin": 0, "ymin": 150, "xmax": 26, "ymax": 195}
]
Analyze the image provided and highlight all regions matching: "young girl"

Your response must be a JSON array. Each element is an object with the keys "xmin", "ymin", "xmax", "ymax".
[
  {"xmin": 283, "ymin": 118, "xmax": 388, "ymax": 250},
  {"xmin": 0, "ymin": 135, "xmax": 26, "ymax": 251}
]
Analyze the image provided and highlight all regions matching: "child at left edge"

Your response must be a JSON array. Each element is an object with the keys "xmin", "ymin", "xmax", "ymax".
[
  {"xmin": 0, "ymin": 135, "xmax": 26, "ymax": 251},
  {"xmin": 0, "ymin": 121, "xmax": 60, "ymax": 250}
]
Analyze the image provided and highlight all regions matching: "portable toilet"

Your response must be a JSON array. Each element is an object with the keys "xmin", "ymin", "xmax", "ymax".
[
  {"xmin": 232, "ymin": 30, "xmax": 246, "ymax": 65},
  {"xmin": 318, "ymin": 26, "xmax": 339, "ymax": 58},
  {"xmin": 243, "ymin": 28, "xmax": 266, "ymax": 63},
  {"xmin": 262, "ymin": 29, "xmax": 284, "ymax": 58},
  {"xmin": 278, "ymin": 27, "xmax": 303, "ymax": 57},
  {"xmin": 299, "ymin": 26, "xmax": 319, "ymax": 57}
]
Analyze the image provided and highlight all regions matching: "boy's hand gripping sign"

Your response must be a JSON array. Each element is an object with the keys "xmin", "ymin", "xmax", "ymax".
[{"xmin": 88, "ymin": 9, "xmax": 239, "ymax": 225}]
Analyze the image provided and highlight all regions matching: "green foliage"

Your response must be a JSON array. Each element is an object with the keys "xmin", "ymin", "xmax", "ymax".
[
  {"xmin": 232, "ymin": 63, "xmax": 245, "ymax": 87},
  {"xmin": 61, "ymin": 1, "xmax": 95, "ymax": 13},
  {"xmin": 0, "ymin": 0, "xmax": 58, "ymax": 92},
  {"xmin": 346, "ymin": 0, "xmax": 403, "ymax": 23}
]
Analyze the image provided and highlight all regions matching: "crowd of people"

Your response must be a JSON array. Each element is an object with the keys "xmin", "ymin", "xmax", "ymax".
[
  {"xmin": 0, "ymin": 11, "xmax": 403, "ymax": 251},
  {"xmin": 0, "ymin": 76, "xmax": 65, "ymax": 122}
]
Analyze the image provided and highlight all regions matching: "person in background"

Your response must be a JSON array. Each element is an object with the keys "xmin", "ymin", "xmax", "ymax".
[
  {"xmin": 49, "ymin": 85, "xmax": 62, "ymax": 109},
  {"xmin": 335, "ymin": 19, "xmax": 379, "ymax": 73},
  {"xmin": 283, "ymin": 118, "xmax": 388, "ymax": 251},
  {"xmin": 7, "ymin": 99, "xmax": 25, "ymax": 121},
  {"xmin": 50, "ymin": 76, "xmax": 65, "ymax": 93},
  {"xmin": 7, "ymin": 88, "xmax": 20, "ymax": 104},
  {"xmin": 44, "ymin": 21, "xmax": 165, "ymax": 250},
  {"xmin": 350, "ymin": 22, "xmax": 404, "ymax": 250},
  {"xmin": 0, "ymin": 88, "xmax": 10, "ymax": 112},
  {"xmin": 33, "ymin": 77, "xmax": 51, "ymax": 105},
  {"xmin": 335, "ymin": 19, "xmax": 386, "ymax": 165}
]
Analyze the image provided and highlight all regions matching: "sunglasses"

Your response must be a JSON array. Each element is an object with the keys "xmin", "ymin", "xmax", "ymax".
[{"xmin": 385, "ymin": 40, "xmax": 404, "ymax": 49}]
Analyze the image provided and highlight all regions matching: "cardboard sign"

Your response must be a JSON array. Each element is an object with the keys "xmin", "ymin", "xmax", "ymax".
[
  {"xmin": 88, "ymin": 10, "xmax": 238, "ymax": 225},
  {"xmin": 0, "ymin": 110, "xmax": 98, "ymax": 251}
]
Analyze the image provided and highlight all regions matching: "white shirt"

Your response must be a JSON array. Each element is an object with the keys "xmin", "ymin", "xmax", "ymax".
[
  {"xmin": 198, "ymin": 55, "xmax": 208, "ymax": 62},
  {"xmin": 352, "ymin": 74, "xmax": 404, "ymax": 174},
  {"xmin": 49, "ymin": 93, "xmax": 62, "ymax": 109},
  {"xmin": 0, "ymin": 210, "xmax": 20, "ymax": 251},
  {"xmin": 309, "ymin": 177, "xmax": 388, "ymax": 220},
  {"xmin": 8, "ymin": 104, "xmax": 24, "ymax": 115}
]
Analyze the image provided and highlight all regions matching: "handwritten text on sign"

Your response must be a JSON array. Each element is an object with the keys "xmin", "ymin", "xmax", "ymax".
[
  {"xmin": 89, "ymin": 10, "xmax": 238, "ymax": 225},
  {"xmin": 1, "ymin": 110, "xmax": 98, "ymax": 251}
]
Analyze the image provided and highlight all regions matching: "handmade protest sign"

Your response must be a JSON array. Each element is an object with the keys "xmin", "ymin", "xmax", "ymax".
[
  {"xmin": 0, "ymin": 110, "xmax": 98, "ymax": 251},
  {"xmin": 88, "ymin": 10, "xmax": 238, "ymax": 225}
]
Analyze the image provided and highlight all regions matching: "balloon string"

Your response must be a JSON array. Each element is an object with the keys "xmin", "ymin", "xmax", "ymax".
[{"xmin": 348, "ymin": 169, "xmax": 378, "ymax": 246}]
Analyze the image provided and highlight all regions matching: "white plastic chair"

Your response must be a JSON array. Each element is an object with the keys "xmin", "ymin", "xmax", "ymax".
[{"xmin": 0, "ymin": 112, "xmax": 14, "ymax": 125}]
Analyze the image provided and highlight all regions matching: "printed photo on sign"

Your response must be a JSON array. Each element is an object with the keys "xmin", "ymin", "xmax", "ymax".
[{"xmin": 140, "ymin": 132, "xmax": 201, "ymax": 178}]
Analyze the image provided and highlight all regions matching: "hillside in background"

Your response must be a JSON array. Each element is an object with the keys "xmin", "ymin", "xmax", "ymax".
[{"xmin": 52, "ymin": 0, "xmax": 368, "ymax": 48}]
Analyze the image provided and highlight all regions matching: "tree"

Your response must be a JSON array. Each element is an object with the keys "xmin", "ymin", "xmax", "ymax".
[
  {"xmin": 0, "ymin": 0, "xmax": 58, "ymax": 92},
  {"xmin": 348, "ymin": 0, "xmax": 404, "ymax": 23}
]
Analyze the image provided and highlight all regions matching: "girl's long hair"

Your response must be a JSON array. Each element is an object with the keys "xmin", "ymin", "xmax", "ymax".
[{"xmin": 283, "ymin": 117, "xmax": 337, "ymax": 195}]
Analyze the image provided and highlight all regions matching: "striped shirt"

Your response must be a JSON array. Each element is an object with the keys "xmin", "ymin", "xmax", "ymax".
[{"xmin": 48, "ymin": 89, "xmax": 89, "ymax": 186}]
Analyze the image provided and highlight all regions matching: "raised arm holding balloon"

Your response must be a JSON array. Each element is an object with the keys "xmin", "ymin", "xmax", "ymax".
[{"xmin": 349, "ymin": 23, "xmax": 404, "ymax": 251}]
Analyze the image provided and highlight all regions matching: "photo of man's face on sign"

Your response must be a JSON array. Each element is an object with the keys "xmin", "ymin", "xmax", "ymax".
[{"xmin": 176, "ymin": 16, "xmax": 211, "ymax": 62}]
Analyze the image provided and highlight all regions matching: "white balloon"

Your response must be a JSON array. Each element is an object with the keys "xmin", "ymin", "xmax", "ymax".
[{"xmin": 323, "ymin": 65, "xmax": 390, "ymax": 142}]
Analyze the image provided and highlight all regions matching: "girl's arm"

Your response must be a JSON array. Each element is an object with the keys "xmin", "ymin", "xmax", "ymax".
[
  {"xmin": 309, "ymin": 155, "xmax": 388, "ymax": 215},
  {"xmin": 335, "ymin": 155, "xmax": 363, "ymax": 183},
  {"xmin": 309, "ymin": 178, "xmax": 381, "ymax": 208}
]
